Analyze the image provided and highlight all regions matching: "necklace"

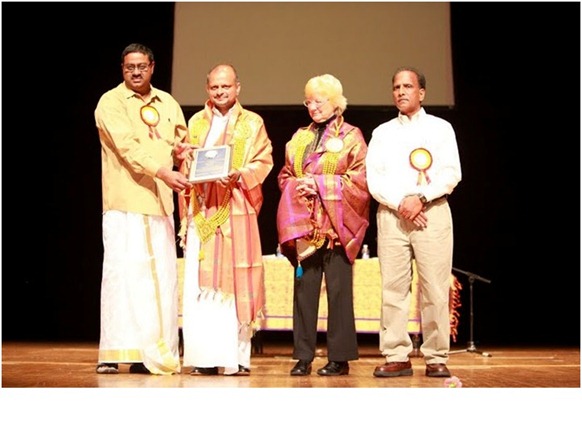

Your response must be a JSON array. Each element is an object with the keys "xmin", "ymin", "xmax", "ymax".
[
  {"xmin": 292, "ymin": 115, "xmax": 344, "ymax": 177},
  {"xmin": 178, "ymin": 116, "xmax": 250, "ymax": 258}
]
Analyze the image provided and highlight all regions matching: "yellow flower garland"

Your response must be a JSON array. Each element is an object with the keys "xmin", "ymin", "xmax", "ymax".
[
  {"xmin": 292, "ymin": 117, "xmax": 344, "ymax": 177},
  {"xmin": 291, "ymin": 117, "xmax": 345, "ymax": 253},
  {"xmin": 186, "ymin": 118, "xmax": 250, "ymax": 252},
  {"xmin": 292, "ymin": 130, "xmax": 315, "ymax": 178}
]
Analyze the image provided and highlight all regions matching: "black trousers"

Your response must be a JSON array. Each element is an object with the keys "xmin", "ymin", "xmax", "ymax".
[{"xmin": 292, "ymin": 245, "xmax": 359, "ymax": 362}]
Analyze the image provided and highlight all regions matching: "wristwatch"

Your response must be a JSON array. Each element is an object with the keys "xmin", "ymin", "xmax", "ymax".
[{"xmin": 416, "ymin": 194, "xmax": 428, "ymax": 205}]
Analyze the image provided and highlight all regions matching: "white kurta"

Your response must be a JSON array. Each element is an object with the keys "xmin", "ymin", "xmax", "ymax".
[{"xmin": 98, "ymin": 211, "xmax": 181, "ymax": 374}]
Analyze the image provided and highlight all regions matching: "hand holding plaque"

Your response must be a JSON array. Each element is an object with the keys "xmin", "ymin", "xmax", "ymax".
[{"xmin": 188, "ymin": 145, "xmax": 232, "ymax": 183}]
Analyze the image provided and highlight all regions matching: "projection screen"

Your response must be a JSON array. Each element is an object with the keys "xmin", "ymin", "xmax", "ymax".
[{"xmin": 172, "ymin": 2, "xmax": 454, "ymax": 107}]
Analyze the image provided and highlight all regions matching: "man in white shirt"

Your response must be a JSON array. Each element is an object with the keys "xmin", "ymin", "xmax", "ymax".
[{"xmin": 366, "ymin": 67, "xmax": 462, "ymax": 378}]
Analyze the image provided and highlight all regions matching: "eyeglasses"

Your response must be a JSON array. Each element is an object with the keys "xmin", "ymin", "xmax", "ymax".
[
  {"xmin": 303, "ymin": 99, "xmax": 328, "ymax": 109},
  {"xmin": 123, "ymin": 63, "xmax": 151, "ymax": 72}
]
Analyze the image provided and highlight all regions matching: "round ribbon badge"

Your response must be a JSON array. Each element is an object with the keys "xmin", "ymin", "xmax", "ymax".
[
  {"xmin": 409, "ymin": 147, "xmax": 432, "ymax": 185},
  {"xmin": 140, "ymin": 105, "xmax": 161, "ymax": 139},
  {"xmin": 325, "ymin": 137, "xmax": 344, "ymax": 153}
]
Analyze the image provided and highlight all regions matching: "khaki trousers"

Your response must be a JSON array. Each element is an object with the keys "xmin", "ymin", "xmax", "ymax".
[{"xmin": 376, "ymin": 198, "xmax": 453, "ymax": 364}]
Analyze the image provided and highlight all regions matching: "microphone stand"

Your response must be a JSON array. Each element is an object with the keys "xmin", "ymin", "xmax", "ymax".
[{"xmin": 449, "ymin": 267, "xmax": 493, "ymax": 357}]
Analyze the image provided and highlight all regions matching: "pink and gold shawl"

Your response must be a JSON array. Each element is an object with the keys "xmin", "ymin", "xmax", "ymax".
[
  {"xmin": 178, "ymin": 101, "xmax": 273, "ymax": 324},
  {"xmin": 277, "ymin": 117, "xmax": 370, "ymax": 266}
]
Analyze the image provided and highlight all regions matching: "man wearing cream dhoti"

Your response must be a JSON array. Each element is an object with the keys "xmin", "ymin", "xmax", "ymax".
[
  {"xmin": 177, "ymin": 64, "xmax": 273, "ymax": 376},
  {"xmin": 95, "ymin": 43, "xmax": 190, "ymax": 375}
]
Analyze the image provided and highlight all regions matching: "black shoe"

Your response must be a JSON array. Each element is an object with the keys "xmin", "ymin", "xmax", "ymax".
[
  {"xmin": 290, "ymin": 360, "xmax": 312, "ymax": 376},
  {"xmin": 317, "ymin": 361, "xmax": 349, "ymax": 376},
  {"xmin": 225, "ymin": 365, "xmax": 251, "ymax": 376},
  {"xmin": 190, "ymin": 366, "xmax": 219, "ymax": 376},
  {"xmin": 129, "ymin": 363, "xmax": 151, "ymax": 374},
  {"xmin": 236, "ymin": 365, "xmax": 251, "ymax": 376},
  {"xmin": 96, "ymin": 363, "xmax": 119, "ymax": 374}
]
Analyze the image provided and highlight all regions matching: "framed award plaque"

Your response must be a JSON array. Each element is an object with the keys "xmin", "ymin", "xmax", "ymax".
[{"xmin": 188, "ymin": 145, "xmax": 232, "ymax": 183}]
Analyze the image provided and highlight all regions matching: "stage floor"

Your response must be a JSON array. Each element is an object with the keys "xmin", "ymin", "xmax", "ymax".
[
  {"xmin": 2, "ymin": 338, "xmax": 579, "ymax": 388},
  {"xmin": 2, "ymin": 338, "xmax": 580, "ymax": 439}
]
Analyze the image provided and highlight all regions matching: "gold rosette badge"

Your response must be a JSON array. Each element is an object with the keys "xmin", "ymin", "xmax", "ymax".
[
  {"xmin": 409, "ymin": 147, "xmax": 432, "ymax": 185},
  {"xmin": 325, "ymin": 137, "xmax": 344, "ymax": 153},
  {"xmin": 140, "ymin": 105, "xmax": 161, "ymax": 139}
]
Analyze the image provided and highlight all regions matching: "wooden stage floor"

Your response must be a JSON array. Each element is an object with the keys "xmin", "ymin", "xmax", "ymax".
[
  {"xmin": 2, "ymin": 338, "xmax": 580, "ymax": 388},
  {"xmin": 2, "ymin": 338, "xmax": 581, "ymax": 438}
]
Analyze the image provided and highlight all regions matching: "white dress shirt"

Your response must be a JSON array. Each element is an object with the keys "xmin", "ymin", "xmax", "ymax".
[{"xmin": 366, "ymin": 107, "xmax": 462, "ymax": 210}]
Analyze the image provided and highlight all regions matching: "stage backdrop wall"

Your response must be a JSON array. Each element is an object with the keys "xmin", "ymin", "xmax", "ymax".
[{"xmin": 172, "ymin": 2, "xmax": 455, "ymax": 107}]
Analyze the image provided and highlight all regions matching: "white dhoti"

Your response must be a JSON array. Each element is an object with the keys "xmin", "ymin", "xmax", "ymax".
[
  {"xmin": 98, "ymin": 211, "xmax": 181, "ymax": 375},
  {"xmin": 181, "ymin": 222, "xmax": 251, "ymax": 375}
]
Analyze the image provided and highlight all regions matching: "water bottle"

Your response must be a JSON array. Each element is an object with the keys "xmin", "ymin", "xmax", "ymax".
[
  {"xmin": 276, "ymin": 243, "xmax": 283, "ymax": 258},
  {"xmin": 361, "ymin": 244, "xmax": 370, "ymax": 259}
]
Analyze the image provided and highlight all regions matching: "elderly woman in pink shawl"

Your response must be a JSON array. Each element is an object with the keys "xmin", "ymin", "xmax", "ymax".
[{"xmin": 276, "ymin": 74, "xmax": 370, "ymax": 376}]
